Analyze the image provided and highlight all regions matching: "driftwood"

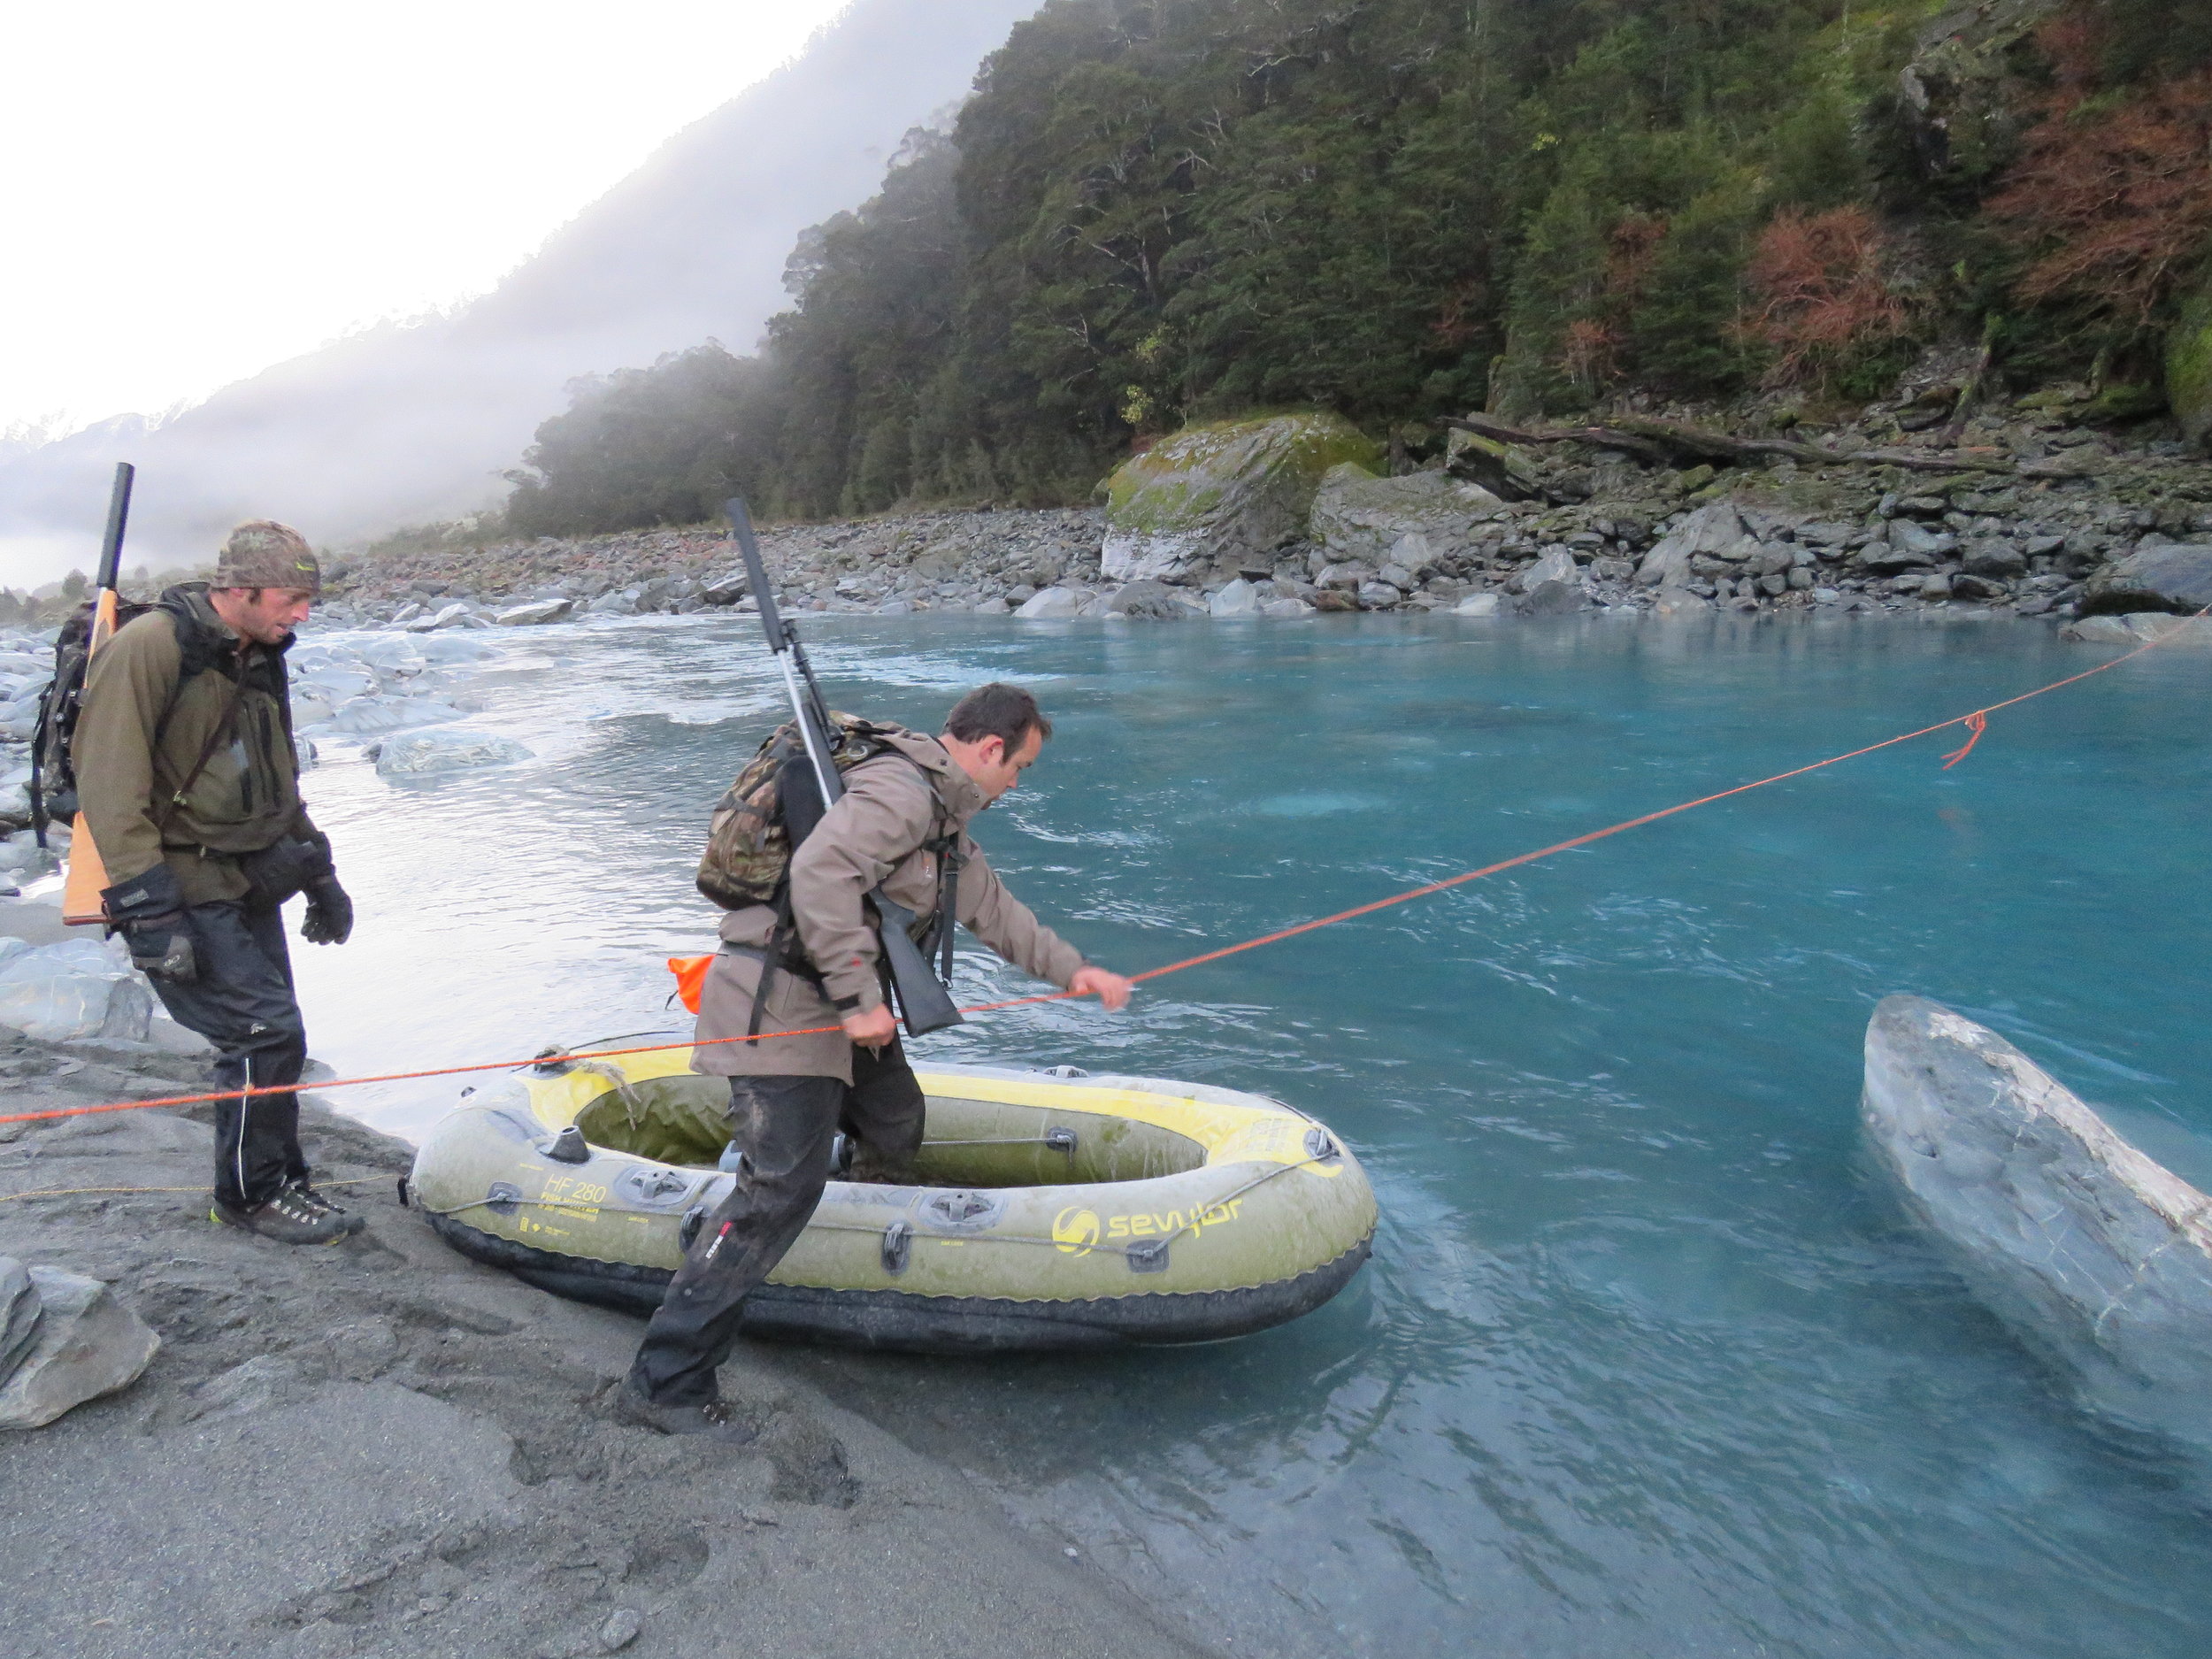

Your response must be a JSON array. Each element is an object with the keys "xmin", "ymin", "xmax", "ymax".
[{"xmin": 1443, "ymin": 412, "xmax": 2093, "ymax": 481}]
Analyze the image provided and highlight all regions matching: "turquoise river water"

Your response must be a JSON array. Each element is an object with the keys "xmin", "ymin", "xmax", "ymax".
[{"xmin": 286, "ymin": 609, "xmax": 2211, "ymax": 1657}]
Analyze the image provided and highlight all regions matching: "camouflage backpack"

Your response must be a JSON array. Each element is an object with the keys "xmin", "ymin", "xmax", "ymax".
[{"xmin": 695, "ymin": 713, "xmax": 912, "ymax": 910}]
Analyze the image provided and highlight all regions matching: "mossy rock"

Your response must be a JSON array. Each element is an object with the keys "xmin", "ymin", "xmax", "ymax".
[
  {"xmin": 2166, "ymin": 284, "xmax": 2212, "ymax": 453},
  {"xmin": 1308, "ymin": 464, "xmax": 1503, "ymax": 565},
  {"xmin": 1101, "ymin": 412, "xmax": 1381, "ymax": 582}
]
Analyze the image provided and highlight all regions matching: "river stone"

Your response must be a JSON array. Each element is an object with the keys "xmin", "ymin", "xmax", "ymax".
[
  {"xmin": 1, "ymin": 1258, "xmax": 40, "ymax": 1381},
  {"xmin": 1100, "ymin": 412, "xmax": 1381, "ymax": 583},
  {"xmin": 1260, "ymin": 597, "xmax": 1314, "ymax": 618},
  {"xmin": 1085, "ymin": 580, "xmax": 1187, "ymax": 620},
  {"xmin": 1510, "ymin": 546, "xmax": 1578, "ymax": 595},
  {"xmin": 0, "ymin": 941, "xmax": 153, "ymax": 1043},
  {"xmin": 971, "ymin": 595, "xmax": 1011, "ymax": 616},
  {"xmin": 1452, "ymin": 593, "xmax": 1502, "ymax": 617},
  {"xmin": 2062, "ymin": 612, "xmax": 2212, "ymax": 649},
  {"xmin": 1961, "ymin": 538, "xmax": 2026, "ymax": 577},
  {"xmin": 375, "ymin": 729, "xmax": 534, "ymax": 777},
  {"xmin": 2082, "ymin": 541, "xmax": 2212, "ymax": 616},
  {"xmin": 495, "ymin": 598, "xmax": 572, "ymax": 626},
  {"xmin": 1015, "ymin": 587, "xmax": 1083, "ymax": 618},
  {"xmin": 2166, "ymin": 280, "xmax": 2212, "ymax": 452},
  {"xmin": 1861, "ymin": 995, "xmax": 2212, "ymax": 1448},
  {"xmin": 1635, "ymin": 503, "xmax": 1754, "ymax": 587},
  {"xmin": 1209, "ymin": 579, "xmax": 1261, "ymax": 617},
  {"xmin": 1517, "ymin": 579, "xmax": 1586, "ymax": 616},
  {"xmin": 1306, "ymin": 465, "xmax": 1502, "ymax": 565},
  {"xmin": 333, "ymin": 696, "xmax": 462, "ymax": 736},
  {"xmin": 699, "ymin": 570, "xmax": 750, "ymax": 605},
  {"xmin": 0, "ymin": 1267, "xmax": 160, "ymax": 1431}
]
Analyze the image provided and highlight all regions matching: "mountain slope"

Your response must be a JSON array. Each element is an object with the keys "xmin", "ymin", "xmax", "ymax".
[{"xmin": 0, "ymin": 0, "xmax": 1042, "ymax": 579}]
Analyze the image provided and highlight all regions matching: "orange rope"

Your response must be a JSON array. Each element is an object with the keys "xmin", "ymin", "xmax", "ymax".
[{"xmin": 4, "ymin": 616, "xmax": 2193, "ymax": 1129}]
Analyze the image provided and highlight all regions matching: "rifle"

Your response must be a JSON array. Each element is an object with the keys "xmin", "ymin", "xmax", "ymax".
[
  {"xmin": 725, "ymin": 497, "xmax": 964, "ymax": 1037},
  {"xmin": 58, "ymin": 463, "xmax": 134, "ymax": 926}
]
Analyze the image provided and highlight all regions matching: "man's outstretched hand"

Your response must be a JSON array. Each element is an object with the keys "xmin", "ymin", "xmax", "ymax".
[
  {"xmin": 1070, "ymin": 965, "xmax": 1133, "ymax": 1011},
  {"xmin": 841, "ymin": 1003, "xmax": 898, "ymax": 1048}
]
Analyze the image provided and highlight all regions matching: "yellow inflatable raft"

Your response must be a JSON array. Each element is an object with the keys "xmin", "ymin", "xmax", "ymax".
[{"xmin": 407, "ymin": 1041, "xmax": 1376, "ymax": 1352}]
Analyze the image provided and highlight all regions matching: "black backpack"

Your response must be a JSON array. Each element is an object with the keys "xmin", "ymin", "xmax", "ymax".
[
  {"xmin": 27, "ymin": 588, "xmax": 245, "ymax": 848},
  {"xmin": 28, "ymin": 597, "xmax": 155, "ymax": 846}
]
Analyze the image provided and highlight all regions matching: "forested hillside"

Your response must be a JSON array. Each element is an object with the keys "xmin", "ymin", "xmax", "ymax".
[{"xmin": 504, "ymin": 0, "xmax": 2211, "ymax": 537}]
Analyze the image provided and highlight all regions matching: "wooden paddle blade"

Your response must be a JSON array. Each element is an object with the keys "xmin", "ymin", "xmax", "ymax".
[{"xmin": 59, "ymin": 812, "xmax": 111, "ymax": 926}]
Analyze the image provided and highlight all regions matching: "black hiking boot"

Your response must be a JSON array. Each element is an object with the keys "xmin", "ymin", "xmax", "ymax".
[
  {"xmin": 211, "ymin": 1181, "xmax": 365, "ymax": 1245},
  {"xmin": 610, "ymin": 1377, "xmax": 758, "ymax": 1443}
]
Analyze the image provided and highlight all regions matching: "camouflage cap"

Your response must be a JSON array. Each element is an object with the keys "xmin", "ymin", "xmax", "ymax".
[{"xmin": 215, "ymin": 520, "xmax": 321, "ymax": 594}]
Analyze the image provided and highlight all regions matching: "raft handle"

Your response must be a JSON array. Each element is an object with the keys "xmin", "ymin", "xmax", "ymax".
[
  {"xmin": 679, "ymin": 1204, "xmax": 706, "ymax": 1251},
  {"xmin": 1303, "ymin": 1129, "xmax": 1339, "ymax": 1161},
  {"xmin": 1125, "ymin": 1238, "xmax": 1170, "ymax": 1274},
  {"xmin": 882, "ymin": 1219, "xmax": 913, "ymax": 1275},
  {"xmin": 1043, "ymin": 1064, "xmax": 1088, "ymax": 1079},
  {"xmin": 1045, "ymin": 1127, "xmax": 1078, "ymax": 1155},
  {"xmin": 542, "ymin": 1125, "xmax": 592, "ymax": 1165}
]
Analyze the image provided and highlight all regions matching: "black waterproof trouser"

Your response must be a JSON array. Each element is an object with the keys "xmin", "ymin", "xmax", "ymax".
[
  {"xmin": 628, "ymin": 1041, "xmax": 926, "ymax": 1406},
  {"xmin": 145, "ymin": 898, "xmax": 310, "ymax": 1210}
]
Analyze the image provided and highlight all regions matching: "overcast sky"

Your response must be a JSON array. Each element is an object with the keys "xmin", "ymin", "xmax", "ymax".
[{"xmin": 0, "ymin": 0, "xmax": 855, "ymax": 442}]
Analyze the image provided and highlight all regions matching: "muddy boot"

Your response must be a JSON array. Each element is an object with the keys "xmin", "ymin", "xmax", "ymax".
[
  {"xmin": 610, "ymin": 1376, "xmax": 758, "ymax": 1443},
  {"xmin": 211, "ymin": 1180, "xmax": 365, "ymax": 1245}
]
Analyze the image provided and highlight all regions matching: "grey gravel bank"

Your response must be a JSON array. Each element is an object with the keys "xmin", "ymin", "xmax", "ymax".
[{"xmin": 0, "ymin": 1046, "xmax": 1210, "ymax": 1659}]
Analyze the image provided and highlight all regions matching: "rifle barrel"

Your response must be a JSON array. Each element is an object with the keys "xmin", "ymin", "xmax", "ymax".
[{"xmin": 96, "ymin": 463, "xmax": 134, "ymax": 591}]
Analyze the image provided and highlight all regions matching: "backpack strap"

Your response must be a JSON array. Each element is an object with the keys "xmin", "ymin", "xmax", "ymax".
[{"xmin": 150, "ymin": 657, "xmax": 247, "ymax": 838}]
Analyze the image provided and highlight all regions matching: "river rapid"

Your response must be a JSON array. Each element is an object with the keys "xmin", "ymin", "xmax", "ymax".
[{"xmin": 289, "ymin": 609, "xmax": 2211, "ymax": 1658}]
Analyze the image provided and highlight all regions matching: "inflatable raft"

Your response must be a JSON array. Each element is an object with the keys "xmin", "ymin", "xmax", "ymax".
[{"xmin": 407, "ymin": 1041, "xmax": 1377, "ymax": 1352}]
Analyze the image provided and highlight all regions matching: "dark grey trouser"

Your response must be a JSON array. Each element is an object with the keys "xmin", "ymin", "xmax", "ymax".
[
  {"xmin": 628, "ymin": 1041, "xmax": 926, "ymax": 1406},
  {"xmin": 145, "ymin": 899, "xmax": 309, "ymax": 1210}
]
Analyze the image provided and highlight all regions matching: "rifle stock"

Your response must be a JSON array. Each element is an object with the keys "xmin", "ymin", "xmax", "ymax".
[
  {"xmin": 726, "ymin": 498, "xmax": 964, "ymax": 1036},
  {"xmin": 60, "ymin": 463, "xmax": 134, "ymax": 926}
]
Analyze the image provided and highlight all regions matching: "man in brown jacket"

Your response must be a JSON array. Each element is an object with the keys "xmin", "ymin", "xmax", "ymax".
[
  {"xmin": 620, "ymin": 682, "xmax": 1130, "ymax": 1434},
  {"xmin": 73, "ymin": 522, "xmax": 359, "ymax": 1245}
]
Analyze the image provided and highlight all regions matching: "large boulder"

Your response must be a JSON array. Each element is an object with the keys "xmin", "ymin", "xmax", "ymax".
[
  {"xmin": 2, "ymin": 1259, "xmax": 41, "ymax": 1378},
  {"xmin": 2082, "ymin": 541, "xmax": 2212, "ymax": 616},
  {"xmin": 2166, "ymin": 281, "xmax": 2212, "ymax": 453},
  {"xmin": 1306, "ymin": 465, "xmax": 1502, "ymax": 565},
  {"xmin": 0, "ymin": 938, "xmax": 153, "ymax": 1043},
  {"xmin": 1099, "ymin": 412, "xmax": 1381, "ymax": 583},
  {"xmin": 1635, "ymin": 503, "xmax": 1755, "ymax": 588},
  {"xmin": 1208, "ymin": 579, "xmax": 1262, "ymax": 618},
  {"xmin": 2061, "ymin": 612, "xmax": 2212, "ymax": 649},
  {"xmin": 1080, "ymin": 580, "xmax": 1194, "ymax": 620},
  {"xmin": 1861, "ymin": 995, "xmax": 2212, "ymax": 1448},
  {"xmin": 1443, "ymin": 428, "xmax": 1546, "ymax": 501},
  {"xmin": 0, "ymin": 1265, "xmax": 160, "ymax": 1431},
  {"xmin": 1014, "ymin": 587, "xmax": 1085, "ymax": 618}
]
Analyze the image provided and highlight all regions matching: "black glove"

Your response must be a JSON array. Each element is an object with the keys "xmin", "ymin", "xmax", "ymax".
[
  {"xmin": 102, "ymin": 864, "xmax": 197, "ymax": 984},
  {"xmin": 300, "ymin": 874, "xmax": 354, "ymax": 946}
]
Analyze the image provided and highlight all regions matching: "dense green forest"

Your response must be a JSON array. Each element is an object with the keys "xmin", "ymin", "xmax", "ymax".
[{"xmin": 504, "ymin": 0, "xmax": 2211, "ymax": 535}]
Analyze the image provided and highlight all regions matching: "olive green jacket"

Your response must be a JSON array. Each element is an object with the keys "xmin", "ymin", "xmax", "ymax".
[
  {"xmin": 694, "ymin": 729, "xmax": 1085, "ymax": 1082},
  {"xmin": 73, "ymin": 586, "xmax": 319, "ymax": 905}
]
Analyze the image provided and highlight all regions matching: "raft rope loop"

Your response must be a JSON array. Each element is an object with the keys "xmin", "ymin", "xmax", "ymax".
[{"xmin": 4, "ymin": 618, "xmax": 2200, "ymax": 1132}]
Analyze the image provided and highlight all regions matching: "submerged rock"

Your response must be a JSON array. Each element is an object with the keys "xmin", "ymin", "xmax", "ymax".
[
  {"xmin": 0, "ymin": 1264, "xmax": 160, "ymax": 1430},
  {"xmin": 2062, "ymin": 612, "xmax": 2212, "ymax": 649},
  {"xmin": 1861, "ymin": 995, "xmax": 2212, "ymax": 1447},
  {"xmin": 375, "ymin": 729, "xmax": 534, "ymax": 778},
  {"xmin": 1099, "ymin": 412, "xmax": 1380, "ymax": 584},
  {"xmin": 494, "ymin": 598, "xmax": 572, "ymax": 626}
]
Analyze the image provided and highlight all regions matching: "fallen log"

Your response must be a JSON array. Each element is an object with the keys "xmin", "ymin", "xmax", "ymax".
[{"xmin": 1441, "ymin": 412, "xmax": 2097, "ymax": 480}]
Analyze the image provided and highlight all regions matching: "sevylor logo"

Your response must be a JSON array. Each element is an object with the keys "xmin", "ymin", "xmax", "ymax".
[{"xmin": 1052, "ymin": 1205, "xmax": 1102, "ymax": 1256}]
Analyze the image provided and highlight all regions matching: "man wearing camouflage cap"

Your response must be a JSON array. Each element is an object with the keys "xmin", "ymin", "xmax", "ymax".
[{"xmin": 74, "ymin": 521, "xmax": 363, "ymax": 1244}]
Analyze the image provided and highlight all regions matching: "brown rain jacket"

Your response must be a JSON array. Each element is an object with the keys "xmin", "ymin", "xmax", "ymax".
[
  {"xmin": 73, "ymin": 585, "xmax": 319, "ymax": 905},
  {"xmin": 694, "ymin": 728, "xmax": 1085, "ymax": 1082}
]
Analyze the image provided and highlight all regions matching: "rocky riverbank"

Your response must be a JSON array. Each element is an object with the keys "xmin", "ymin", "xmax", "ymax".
[
  {"xmin": 317, "ymin": 393, "xmax": 2212, "ymax": 633},
  {"xmin": 0, "ymin": 1033, "xmax": 1207, "ymax": 1659}
]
